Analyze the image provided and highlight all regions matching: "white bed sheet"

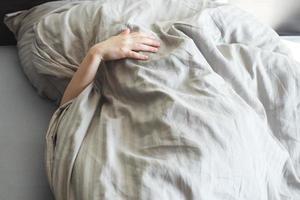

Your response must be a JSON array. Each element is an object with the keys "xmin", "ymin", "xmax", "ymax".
[
  {"xmin": 280, "ymin": 36, "xmax": 300, "ymax": 62},
  {"xmin": 0, "ymin": 46, "xmax": 56, "ymax": 200}
]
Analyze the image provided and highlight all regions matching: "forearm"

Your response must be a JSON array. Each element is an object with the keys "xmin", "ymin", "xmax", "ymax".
[
  {"xmin": 59, "ymin": 51, "xmax": 102, "ymax": 106},
  {"xmin": 59, "ymin": 28, "xmax": 160, "ymax": 107}
]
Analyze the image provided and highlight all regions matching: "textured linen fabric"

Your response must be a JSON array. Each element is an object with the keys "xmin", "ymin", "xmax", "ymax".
[
  {"xmin": 280, "ymin": 36, "xmax": 300, "ymax": 63},
  {"xmin": 3, "ymin": 0, "xmax": 226, "ymax": 105},
  {"xmin": 4, "ymin": 1, "xmax": 99, "ymax": 105},
  {"xmin": 32, "ymin": 0, "xmax": 300, "ymax": 199}
]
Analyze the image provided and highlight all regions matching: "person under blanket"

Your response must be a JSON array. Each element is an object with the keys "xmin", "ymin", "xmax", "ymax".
[{"xmin": 60, "ymin": 28, "xmax": 161, "ymax": 107}]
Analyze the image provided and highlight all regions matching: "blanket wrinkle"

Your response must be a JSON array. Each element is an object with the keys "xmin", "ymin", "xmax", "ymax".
[{"xmin": 40, "ymin": 0, "xmax": 300, "ymax": 199}]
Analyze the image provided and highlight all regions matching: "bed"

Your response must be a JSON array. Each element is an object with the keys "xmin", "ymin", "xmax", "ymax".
[
  {"xmin": 0, "ymin": 47, "xmax": 56, "ymax": 199},
  {"xmin": 1, "ymin": 0, "xmax": 300, "ymax": 200},
  {"xmin": 0, "ymin": 37, "xmax": 299, "ymax": 200},
  {"xmin": 0, "ymin": 1, "xmax": 57, "ymax": 199}
]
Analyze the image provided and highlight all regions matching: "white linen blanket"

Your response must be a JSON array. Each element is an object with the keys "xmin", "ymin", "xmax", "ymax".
[{"xmin": 43, "ymin": 0, "xmax": 300, "ymax": 199}]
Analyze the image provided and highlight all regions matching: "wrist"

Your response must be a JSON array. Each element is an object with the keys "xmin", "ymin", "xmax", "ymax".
[{"xmin": 89, "ymin": 45, "xmax": 104, "ymax": 61}]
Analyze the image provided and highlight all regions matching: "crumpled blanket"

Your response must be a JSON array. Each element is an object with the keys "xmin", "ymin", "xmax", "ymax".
[{"xmin": 43, "ymin": 0, "xmax": 300, "ymax": 199}]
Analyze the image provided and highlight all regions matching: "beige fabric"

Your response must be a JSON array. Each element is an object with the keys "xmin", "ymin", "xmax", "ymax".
[
  {"xmin": 4, "ymin": 1, "xmax": 92, "ymax": 105},
  {"xmin": 38, "ymin": 0, "xmax": 300, "ymax": 199},
  {"xmin": 4, "ymin": 0, "xmax": 95, "ymax": 105}
]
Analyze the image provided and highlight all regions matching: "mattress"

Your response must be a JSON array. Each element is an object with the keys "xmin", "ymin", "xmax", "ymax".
[
  {"xmin": 0, "ymin": 36, "xmax": 299, "ymax": 200},
  {"xmin": 0, "ymin": 46, "xmax": 56, "ymax": 200}
]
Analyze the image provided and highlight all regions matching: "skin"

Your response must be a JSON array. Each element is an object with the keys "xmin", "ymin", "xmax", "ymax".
[{"xmin": 60, "ymin": 28, "xmax": 161, "ymax": 106}]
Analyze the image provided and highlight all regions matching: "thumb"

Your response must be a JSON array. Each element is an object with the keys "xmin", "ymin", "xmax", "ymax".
[{"xmin": 120, "ymin": 28, "xmax": 130, "ymax": 35}]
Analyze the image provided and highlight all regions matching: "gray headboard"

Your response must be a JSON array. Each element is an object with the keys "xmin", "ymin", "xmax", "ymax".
[{"xmin": 0, "ymin": 0, "xmax": 58, "ymax": 45}]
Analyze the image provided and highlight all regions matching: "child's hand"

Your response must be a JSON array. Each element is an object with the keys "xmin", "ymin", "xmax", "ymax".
[{"xmin": 89, "ymin": 28, "xmax": 161, "ymax": 61}]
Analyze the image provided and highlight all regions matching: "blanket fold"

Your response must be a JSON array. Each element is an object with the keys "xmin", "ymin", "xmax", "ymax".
[{"xmin": 43, "ymin": 0, "xmax": 300, "ymax": 199}]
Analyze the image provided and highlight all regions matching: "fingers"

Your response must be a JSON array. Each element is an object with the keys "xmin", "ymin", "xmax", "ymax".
[
  {"xmin": 127, "ymin": 50, "xmax": 149, "ymax": 60},
  {"xmin": 125, "ymin": 30, "xmax": 160, "ymax": 47},
  {"xmin": 120, "ymin": 28, "xmax": 131, "ymax": 35},
  {"xmin": 131, "ymin": 31, "xmax": 157, "ymax": 40},
  {"xmin": 117, "ymin": 29, "xmax": 160, "ymax": 60},
  {"xmin": 132, "ymin": 43, "xmax": 159, "ymax": 53},
  {"xmin": 137, "ymin": 37, "xmax": 161, "ymax": 47}
]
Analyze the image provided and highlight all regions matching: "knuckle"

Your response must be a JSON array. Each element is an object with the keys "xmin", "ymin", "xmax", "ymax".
[
  {"xmin": 136, "ymin": 43, "xmax": 143, "ymax": 49},
  {"xmin": 136, "ymin": 53, "xmax": 143, "ymax": 59},
  {"xmin": 148, "ymin": 39, "xmax": 155, "ymax": 45},
  {"xmin": 120, "ymin": 46, "xmax": 127, "ymax": 52},
  {"xmin": 127, "ymin": 51, "xmax": 134, "ymax": 57},
  {"xmin": 132, "ymin": 52, "xmax": 139, "ymax": 58},
  {"xmin": 150, "ymin": 39, "xmax": 157, "ymax": 45}
]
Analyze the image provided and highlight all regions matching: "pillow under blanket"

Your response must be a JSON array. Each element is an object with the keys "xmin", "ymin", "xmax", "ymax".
[
  {"xmin": 4, "ymin": 0, "xmax": 223, "ymax": 105},
  {"xmin": 4, "ymin": 1, "xmax": 80, "ymax": 104},
  {"xmin": 4, "ymin": 2, "xmax": 72, "ymax": 104}
]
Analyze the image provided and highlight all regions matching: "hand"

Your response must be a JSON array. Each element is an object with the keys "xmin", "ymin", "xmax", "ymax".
[{"xmin": 89, "ymin": 28, "xmax": 160, "ymax": 61}]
